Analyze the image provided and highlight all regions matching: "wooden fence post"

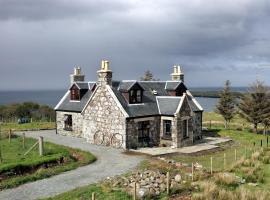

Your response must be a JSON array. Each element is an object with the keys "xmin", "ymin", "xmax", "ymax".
[
  {"xmin": 245, "ymin": 146, "xmax": 247, "ymax": 159},
  {"xmin": 210, "ymin": 157, "xmax": 213, "ymax": 175},
  {"xmin": 9, "ymin": 129, "xmax": 11, "ymax": 143},
  {"xmin": 22, "ymin": 133, "xmax": 25, "ymax": 149},
  {"xmin": 224, "ymin": 153, "xmax": 226, "ymax": 170},
  {"xmin": 191, "ymin": 163, "xmax": 194, "ymax": 181},
  {"xmin": 234, "ymin": 149, "xmax": 237, "ymax": 161},
  {"xmin": 261, "ymin": 140, "xmax": 263, "ymax": 147},
  {"xmin": 92, "ymin": 192, "xmax": 96, "ymax": 200},
  {"xmin": 39, "ymin": 136, "xmax": 44, "ymax": 156},
  {"xmin": 133, "ymin": 182, "xmax": 136, "ymax": 200},
  {"xmin": 267, "ymin": 137, "xmax": 269, "ymax": 147},
  {"xmin": 209, "ymin": 120, "xmax": 212, "ymax": 129},
  {"xmin": 166, "ymin": 172, "xmax": 170, "ymax": 194}
]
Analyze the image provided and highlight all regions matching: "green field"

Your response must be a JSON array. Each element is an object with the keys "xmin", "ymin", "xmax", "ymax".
[
  {"xmin": 0, "ymin": 122, "xmax": 55, "ymax": 131},
  {"xmin": 0, "ymin": 134, "xmax": 96, "ymax": 190}
]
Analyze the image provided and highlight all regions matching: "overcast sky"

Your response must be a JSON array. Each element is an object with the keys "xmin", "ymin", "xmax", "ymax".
[{"xmin": 0, "ymin": 0, "xmax": 270, "ymax": 90}]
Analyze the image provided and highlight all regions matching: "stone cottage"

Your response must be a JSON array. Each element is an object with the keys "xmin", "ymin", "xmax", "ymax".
[{"xmin": 55, "ymin": 60, "xmax": 203, "ymax": 149}]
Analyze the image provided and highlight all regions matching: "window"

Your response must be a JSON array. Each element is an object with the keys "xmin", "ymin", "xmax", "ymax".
[
  {"xmin": 183, "ymin": 119, "xmax": 188, "ymax": 138},
  {"xmin": 129, "ymin": 89, "xmax": 142, "ymax": 104},
  {"xmin": 71, "ymin": 89, "xmax": 80, "ymax": 100},
  {"xmin": 64, "ymin": 114, "xmax": 72, "ymax": 131},
  {"xmin": 163, "ymin": 120, "xmax": 172, "ymax": 138},
  {"xmin": 138, "ymin": 121, "xmax": 150, "ymax": 145}
]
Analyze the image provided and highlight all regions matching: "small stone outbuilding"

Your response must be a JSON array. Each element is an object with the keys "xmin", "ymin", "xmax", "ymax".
[{"xmin": 55, "ymin": 61, "xmax": 203, "ymax": 149}]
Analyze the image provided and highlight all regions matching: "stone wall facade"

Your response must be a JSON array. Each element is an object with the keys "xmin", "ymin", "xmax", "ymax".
[
  {"xmin": 56, "ymin": 111, "xmax": 83, "ymax": 137},
  {"xmin": 126, "ymin": 117, "xmax": 160, "ymax": 149},
  {"xmin": 172, "ymin": 97, "xmax": 194, "ymax": 148},
  {"xmin": 193, "ymin": 111, "xmax": 202, "ymax": 141},
  {"xmin": 82, "ymin": 85, "xmax": 127, "ymax": 149}
]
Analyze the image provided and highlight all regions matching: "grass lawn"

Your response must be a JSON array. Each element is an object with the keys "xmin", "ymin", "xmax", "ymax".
[
  {"xmin": 0, "ymin": 134, "xmax": 96, "ymax": 190},
  {"xmin": 43, "ymin": 184, "xmax": 132, "ymax": 200},
  {"xmin": 171, "ymin": 128, "xmax": 268, "ymax": 171},
  {"xmin": 1, "ymin": 122, "xmax": 55, "ymax": 131}
]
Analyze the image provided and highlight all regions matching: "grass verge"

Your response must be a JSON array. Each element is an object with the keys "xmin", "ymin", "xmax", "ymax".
[{"xmin": 0, "ymin": 135, "xmax": 96, "ymax": 190}]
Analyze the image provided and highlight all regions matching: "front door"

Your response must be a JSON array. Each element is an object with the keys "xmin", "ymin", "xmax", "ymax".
[{"xmin": 138, "ymin": 121, "xmax": 150, "ymax": 147}]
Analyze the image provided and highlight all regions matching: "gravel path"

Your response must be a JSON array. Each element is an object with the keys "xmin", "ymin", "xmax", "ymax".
[{"xmin": 0, "ymin": 130, "xmax": 143, "ymax": 200}]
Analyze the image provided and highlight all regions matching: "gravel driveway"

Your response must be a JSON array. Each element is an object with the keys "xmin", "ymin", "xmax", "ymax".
[{"xmin": 0, "ymin": 130, "xmax": 143, "ymax": 200}]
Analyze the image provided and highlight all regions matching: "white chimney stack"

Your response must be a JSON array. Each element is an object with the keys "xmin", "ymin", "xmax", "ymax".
[
  {"xmin": 70, "ymin": 66, "xmax": 85, "ymax": 85},
  {"xmin": 171, "ymin": 65, "xmax": 184, "ymax": 82}
]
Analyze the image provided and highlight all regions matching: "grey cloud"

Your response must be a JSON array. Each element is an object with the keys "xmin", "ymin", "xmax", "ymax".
[
  {"xmin": 0, "ymin": 0, "xmax": 270, "ymax": 90},
  {"xmin": 0, "ymin": 0, "xmax": 131, "ymax": 21}
]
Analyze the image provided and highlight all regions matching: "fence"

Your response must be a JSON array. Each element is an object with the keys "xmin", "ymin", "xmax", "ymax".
[{"xmin": 0, "ymin": 129, "xmax": 44, "ymax": 163}]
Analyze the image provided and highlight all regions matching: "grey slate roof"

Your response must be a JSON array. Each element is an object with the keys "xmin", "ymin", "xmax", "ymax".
[
  {"xmin": 55, "ymin": 90, "xmax": 92, "ymax": 112},
  {"xmin": 156, "ymin": 97, "xmax": 182, "ymax": 115},
  {"xmin": 55, "ymin": 80, "xmax": 203, "ymax": 115},
  {"xmin": 75, "ymin": 82, "xmax": 89, "ymax": 89},
  {"xmin": 165, "ymin": 81, "xmax": 182, "ymax": 90}
]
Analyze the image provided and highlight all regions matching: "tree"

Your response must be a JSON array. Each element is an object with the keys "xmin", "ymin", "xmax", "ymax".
[
  {"xmin": 238, "ymin": 81, "xmax": 270, "ymax": 133},
  {"xmin": 140, "ymin": 70, "xmax": 159, "ymax": 81},
  {"xmin": 215, "ymin": 80, "xmax": 236, "ymax": 129}
]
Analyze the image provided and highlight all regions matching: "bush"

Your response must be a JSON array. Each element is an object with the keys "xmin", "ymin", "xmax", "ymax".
[{"xmin": 214, "ymin": 173, "xmax": 239, "ymax": 188}]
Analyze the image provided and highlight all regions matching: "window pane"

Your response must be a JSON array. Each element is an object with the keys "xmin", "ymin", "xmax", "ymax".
[{"xmin": 136, "ymin": 90, "xmax": 141, "ymax": 102}]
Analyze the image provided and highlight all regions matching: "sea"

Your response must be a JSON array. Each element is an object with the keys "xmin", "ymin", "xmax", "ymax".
[{"xmin": 0, "ymin": 87, "xmax": 247, "ymax": 112}]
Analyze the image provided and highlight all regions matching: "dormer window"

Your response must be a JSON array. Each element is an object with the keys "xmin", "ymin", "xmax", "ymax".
[
  {"xmin": 71, "ymin": 88, "xmax": 80, "ymax": 100},
  {"xmin": 70, "ymin": 84, "xmax": 80, "ymax": 101},
  {"xmin": 129, "ymin": 89, "xmax": 142, "ymax": 104}
]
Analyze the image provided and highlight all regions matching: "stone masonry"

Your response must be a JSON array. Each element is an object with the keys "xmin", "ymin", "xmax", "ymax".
[
  {"xmin": 56, "ymin": 111, "xmax": 83, "ymax": 137},
  {"xmin": 82, "ymin": 85, "xmax": 127, "ymax": 149},
  {"xmin": 172, "ymin": 97, "xmax": 194, "ymax": 148},
  {"xmin": 126, "ymin": 117, "xmax": 160, "ymax": 149}
]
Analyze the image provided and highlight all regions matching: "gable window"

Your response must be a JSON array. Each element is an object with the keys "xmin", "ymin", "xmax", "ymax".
[
  {"xmin": 129, "ymin": 89, "xmax": 142, "ymax": 104},
  {"xmin": 163, "ymin": 120, "xmax": 172, "ymax": 138},
  {"xmin": 64, "ymin": 114, "xmax": 72, "ymax": 131},
  {"xmin": 183, "ymin": 119, "xmax": 188, "ymax": 138}
]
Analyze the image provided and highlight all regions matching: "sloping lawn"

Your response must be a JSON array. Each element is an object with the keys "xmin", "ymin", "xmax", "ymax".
[{"xmin": 0, "ymin": 135, "xmax": 96, "ymax": 190}]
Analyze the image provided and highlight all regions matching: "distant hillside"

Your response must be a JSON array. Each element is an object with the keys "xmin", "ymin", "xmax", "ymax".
[{"xmin": 190, "ymin": 90, "xmax": 244, "ymax": 98}]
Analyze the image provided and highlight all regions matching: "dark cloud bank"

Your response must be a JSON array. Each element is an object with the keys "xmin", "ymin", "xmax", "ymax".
[{"xmin": 0, "ymin": 0, "xmax": 270, "ymax": 90}]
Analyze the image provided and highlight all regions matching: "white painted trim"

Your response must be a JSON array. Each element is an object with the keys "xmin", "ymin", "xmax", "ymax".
[
  {"xmin": 175, "ymin": 94, "xmax": 185, "ymax": 114},
  {"xmin": 122, "ymin": 80, "xmax": 137, "ymax": 82},
  {"xmin": 156, "ymin": 97, "xmax": 161, "ymax": 115},
  {"xmin": 81, "ymin": 85, "xmax": 99, "ymax": 114},
  {"xmin": 134, "ymin": 117, "xmax": 155, "ymax": 122},
  {"xmin": 54, "ymin": 90, "xmax": 70, "ymax": 110},
  {"xmin": 69, "ymin": 100, "xmax": 81, "ymax": 102},
  {"xmin": 156, "ymin": 96, "xmax": 182, "ymax": 99},
  {"xmin": 126, "ymin": 81, "xmax": 137, "ymax": 91},
  {"xmin": 161, "ymin": 116, "xmax": 174, "ymax": 120},
  {"xmin": 186, "ymin": 90, "xmax": 204, "ymax": 111},
  {"xmin": 128, "ymin": 103, "xmax": 145, "ymax": 106},
  {"xmin": 106, "ymin": 85, "xmax": 129, "ymax": 118}
]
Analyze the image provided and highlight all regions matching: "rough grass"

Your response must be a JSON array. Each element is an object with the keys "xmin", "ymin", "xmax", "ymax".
[
  {"xmin": 192, "ymin": 181, "xmax": 269, "ymax": 200},
  {"xmin": 0, "ymin": 135, "xmax": 96, "ymax": 190},
  {"xmin": 1, "ymin": 122, "xmax": 55, "ymax": 131},
  {"xmin": 42, "ymin": 184, "xmax": 132, "ymax": 200}
]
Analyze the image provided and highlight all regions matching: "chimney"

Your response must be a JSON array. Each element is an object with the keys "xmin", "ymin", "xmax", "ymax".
[
  {"xmin": 97, "ymin": 60, "xmax": 112, "ymax": 86},
  {"xmin": 171, "ymin": 65, "xmax": 184, "ymax": 82},
  {"xmin": 70, "ymin": 66, "xmax": 85, "ymax": 85}
]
